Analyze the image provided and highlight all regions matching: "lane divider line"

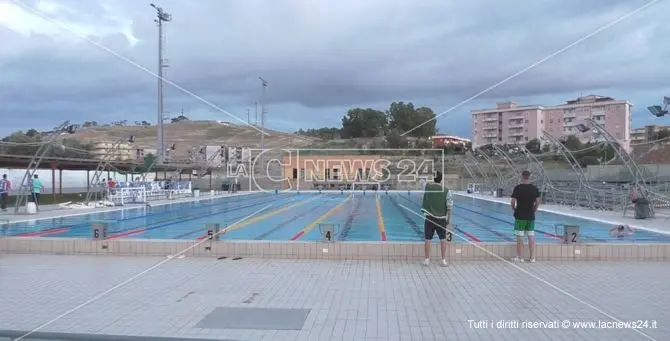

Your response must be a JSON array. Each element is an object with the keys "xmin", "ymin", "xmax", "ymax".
[
  {"xmin": 453, "ymin": 203, "xmax": 565, "ymax": 240},
  {"xmin": 451, "ymin": 211, "xmax": 514, "ymax": 242},
  {"xmin": 387, "ymin": 195, "xmax": 424, "ymax": 238},
  {"xmin": 253, "ymin": 201, "xmax": 328, "ymax": 240},
  {"xmin": 196, "ymin": 195, "xmax": 322, "ymax": 240},
  {"xmin": 290, "ymin": 195, "xmax": 352, "ymax": 241},
  {"xmin": 174, "ymin": 195, "xmax": 307, "ymax": 240},
  {"xmin": 16, "ymin": 226, "xmax": 69, "ymax": 237},
  {"xmin": 27, "ymin": 192, "xmax": 273, "ymax": 238},
  {"xmin": 338, "ymin": 197, "xmax": 362, "ymax": 241},
  {"xmin": 108, "ymin": 195, "xmax": 290, "ymax": 240},
  {"xmin": 375, "ymin": 194, "xmax": 387, "ymax": 241}
]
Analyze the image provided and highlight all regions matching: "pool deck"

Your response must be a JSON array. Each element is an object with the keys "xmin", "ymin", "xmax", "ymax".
[
  {"xmin": 0, "ymin": 254, "xmax": 668, "ymax": 341},
  {"xmin": 452, "ymin": 192, "xmax": 670, "ymax": 236}
]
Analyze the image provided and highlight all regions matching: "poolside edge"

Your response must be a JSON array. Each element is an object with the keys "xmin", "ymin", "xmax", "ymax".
[{"xmin": 0, "ymin": 238, "xmax": 668, "ymax": 261}]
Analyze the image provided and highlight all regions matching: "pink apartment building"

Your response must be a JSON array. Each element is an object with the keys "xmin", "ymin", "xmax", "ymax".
[{"xmin": 471, "ymin": 95, "xmax": 632, "ymax": 151}]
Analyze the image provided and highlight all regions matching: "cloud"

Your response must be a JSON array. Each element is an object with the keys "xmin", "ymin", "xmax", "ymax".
[{"xmin": 0, "ymin": 0, "xmax": 668, "ymax": 138}]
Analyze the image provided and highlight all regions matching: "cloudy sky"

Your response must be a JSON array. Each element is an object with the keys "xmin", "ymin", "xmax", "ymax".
[{"xmin": 1, "ymin": 0, "xmax": 669, "ymax": 139}]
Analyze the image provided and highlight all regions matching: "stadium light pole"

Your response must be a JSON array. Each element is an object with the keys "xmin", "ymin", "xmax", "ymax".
[
  {"xmin": 259, "ymin": 77, "xmax": 268, "ymax": 166},
  {"xmin": 151, "ymin": 3, "xmax": 171, "ymax": 164}
]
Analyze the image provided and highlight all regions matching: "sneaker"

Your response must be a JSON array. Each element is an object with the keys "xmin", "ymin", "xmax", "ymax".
[
  {"xmin": 529, "ymin": 258, "xmax": 536, "ymax": 263},
  {"xmin": 422, "ymin": 259, "xmax": 430, "ymax": 267},
  {"xmin": 511, "ymin": 257, "xmax": 524, "ymax": 263},
  {"xmin": 440, "ymin": 259, "xmax": 448, "ymax": 267}
]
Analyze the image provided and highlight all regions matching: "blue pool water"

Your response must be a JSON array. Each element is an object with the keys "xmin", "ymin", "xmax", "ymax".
[{"xmin": 2, "ymin": 192, "xmax": 669, "ymax": 243}]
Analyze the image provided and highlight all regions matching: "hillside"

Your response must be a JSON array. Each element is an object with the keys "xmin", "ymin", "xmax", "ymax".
[{"xmin": 70, "ymin": 120, "xmax": 320, "ymax": 159}]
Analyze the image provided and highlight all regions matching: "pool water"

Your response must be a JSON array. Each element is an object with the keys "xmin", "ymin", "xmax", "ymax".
[{"xmin": 2, "ymin": 192, "xmax": 669, "ymax": 243}]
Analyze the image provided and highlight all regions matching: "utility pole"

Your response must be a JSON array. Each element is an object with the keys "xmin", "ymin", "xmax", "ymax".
[
  {"xmin": 151, "ymin": 3, "xmax": 171, "ymax": 164},
  {"xmin": 254, "ymin": 101, "xmax": 258, "ymax": 125},
  {"xmin": 247, "ymin": 109, "xmax": 250, "ymax": 124},
  {"xmin": 259, "ymin": 77, "xmax": 268, "ymax": 165}
]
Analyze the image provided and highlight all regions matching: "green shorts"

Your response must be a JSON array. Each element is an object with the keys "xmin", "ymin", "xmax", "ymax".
[{"xmin": 514, "ymin": 219, "xmax": 535, "ymax": 236}]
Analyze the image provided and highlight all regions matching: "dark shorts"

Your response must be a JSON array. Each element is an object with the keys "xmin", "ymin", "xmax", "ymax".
[
  {"xmin": 424, "ymin": 216, "xmax": 447, "ymax": 240},
  {"xmin": 29, "ymin": 193, "xmax": 40, "ymax": 203}
]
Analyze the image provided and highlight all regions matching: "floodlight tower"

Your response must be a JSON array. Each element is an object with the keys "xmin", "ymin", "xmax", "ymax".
[
  {"xmin": 151, "ymin": 3, "xmax": 171, "ymax": 164},
  {"xmin": 259, "ymin": 76, "xmax": 268, "ymax": 165}
]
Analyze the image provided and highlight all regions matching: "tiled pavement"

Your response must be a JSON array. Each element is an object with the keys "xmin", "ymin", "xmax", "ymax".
[{"xmin": 0, "ymin": 255, "xmax": 668, "ymax": 341}]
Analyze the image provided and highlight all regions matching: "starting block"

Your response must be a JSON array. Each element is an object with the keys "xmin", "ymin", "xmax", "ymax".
[{"xmin": 318, "ymin": 223, "xmax": 341, "ymax": 242}]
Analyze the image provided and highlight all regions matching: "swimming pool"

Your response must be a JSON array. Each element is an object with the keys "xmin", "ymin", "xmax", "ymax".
[{"xmin": 2, "ymin": 192, "xmax": 669, "ymax": 243}]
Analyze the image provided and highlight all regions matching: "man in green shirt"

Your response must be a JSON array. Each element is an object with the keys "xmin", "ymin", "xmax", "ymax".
[
  {"xmin": 30, "ymin": 174, "xmax": 44, "ymax": 206},
  {"xmin": 421, "ymin": 171, "xmax": 453, "ymax": 267}
]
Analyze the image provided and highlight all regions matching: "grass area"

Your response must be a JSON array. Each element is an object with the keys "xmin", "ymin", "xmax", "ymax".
[{"xmin": 3, "ymin": 192, "xmax": 86, "ymax": 206}]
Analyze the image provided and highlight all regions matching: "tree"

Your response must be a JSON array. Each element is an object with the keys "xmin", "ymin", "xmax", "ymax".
[
  {"xmin": 341, "ymin": 108, "xmax": 387, "ymax": 138},
  {"xmin": 564, "ymin": 135, "xmax": 582, "ymax": 151},
  {"xmin": 385, "ymin": 129, "xmax": 407, "ymax": 148},
  {"xmin": 131, "ymin": 153, "xmax": 157, "ymax": 173},
  {"xmin": 542, "ymin": 144, "xmax": 551, "ymax": 153},
  {"xmin": 25, "ymin": 129, "xmax": 40, "ymax": 138},
  {"xmin": 443, "ymin": 144, "xmax": 464, "ymax": 155},
  {"xmin": 0, "ymin": 131, "xmax": 40, "ymax": 155},
  {"xmin": 578, "ymin": 155, "xmax": 600, "ymax": 168},
  {"xmin": 0, "ymin": 128, "xmax": 96, "ymax": 158},
  {"xmin": 82, "ymin": 121, "xmax": 98, "ymax": 128},
  {"xmin": 387, "ymin": 101, "xmax": 436, "ymax": 138},
  {"xmin": 296, "ymin": 127, "xmax": 341, "ymax": 140},
  {"xmin": 525, "ymin": 138, "xmax": 541, "ymax": 153},
  {"xmin": 464, "ymin": 141, "xmax": 472, "ymax": 151},
  {"xmin": 416, "ymin": 139, "xmax": 432, "ymax": 149}
]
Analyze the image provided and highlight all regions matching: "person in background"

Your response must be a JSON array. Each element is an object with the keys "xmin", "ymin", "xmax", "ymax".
[
  {"xmin": 0, "ymin": 174, "xmax": 11, "ymax": 211},
  {"xmin": 510, "ymin": 170, "xmax": 540, "ymax": 263},
  {"xmin": 420, "ymin": 171, "xmax": 453, "ymax": 267},
  {"xmin": 610, "ymin": 224, "xmax": 635, "ymax": 238},
  {"xmin": 31, "ymin": 174, "xmax": 44, "ymax": 206},
  {"xmin": 107, "ymin": 178, "xmax": 117, "ymax": 189},
  {"xmin": 107, "ymin": 178, "xmax": 117, "ymax": 196}
]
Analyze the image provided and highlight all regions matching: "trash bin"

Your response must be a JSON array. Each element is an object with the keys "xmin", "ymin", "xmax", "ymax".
[
  {"xmin": 496, "ymin": 188, "xmax": 503, "ymax": 197},
  {"xmin": 634, "ymin": 197, "xmax": 653, "ymax": 219}
]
